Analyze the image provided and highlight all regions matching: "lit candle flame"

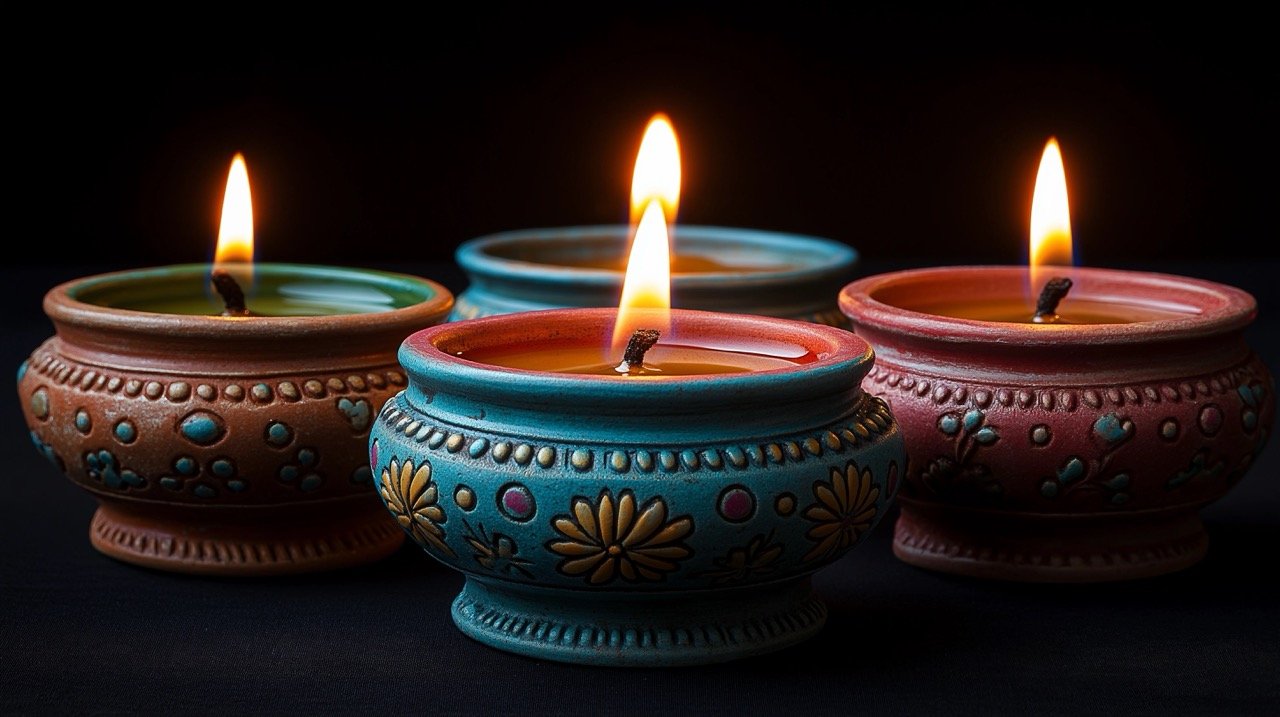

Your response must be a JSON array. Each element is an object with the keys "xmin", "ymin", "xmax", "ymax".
[
  {"xmin": 629, "ymin": 113, "xmax": 681, "ymax": 225},
  {"xmin": 611, "ymin": 199, "xmax": 672, "ymax": 351},
  {"xmin": 1029, "ymin": 137, "xmax": 1073, "ymax": 291},
  {"xmin": 214, "ymin": 153, "xmax": 254, "ymax": 286}
]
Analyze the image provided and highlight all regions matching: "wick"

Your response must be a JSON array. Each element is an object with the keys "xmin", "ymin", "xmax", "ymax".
[
  {"xmin": 210, "ymin": 269, "xmax": 253, "ymax": 317},
  {"xmin": 615, "ymin": 329, "xmax": 661, "ymax": 374},
  {"xmin": 1032, "ymin": 276, "xmax": 1073, "ymax": 324}
]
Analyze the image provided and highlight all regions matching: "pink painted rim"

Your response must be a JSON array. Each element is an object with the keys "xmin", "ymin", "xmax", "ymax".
[{"xmin": 838, "ymin": 265, "xmax": 1257, "ymax": 346}]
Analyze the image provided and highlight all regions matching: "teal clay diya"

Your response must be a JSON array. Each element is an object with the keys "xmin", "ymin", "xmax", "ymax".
[
  {"xmin": 452, "ymin": 113, "xmax": 858, "ymax": 327},
  {"xmin": 370, "ymin": 307, "xmax": 904, "ymax": 665},
  {"xmin": 451, "ymin": 224, "xmax": 858, "ymax": 327},
  {"xmin": 17, "ymin": 263, "xmax": 453, "ymax": 574}
]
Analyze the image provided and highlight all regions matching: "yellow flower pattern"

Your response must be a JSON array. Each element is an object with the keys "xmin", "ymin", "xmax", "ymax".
[
  {"xmin": 380, "ymin": 457, "xmax": 455, "ymax": 557},
  {"xmin": 802, "ymin": 461, "xmax": 880, "ymax": 563},
  {"xmin": 548, "ymin": 489, "xmax": 694, "ymax": 585}
]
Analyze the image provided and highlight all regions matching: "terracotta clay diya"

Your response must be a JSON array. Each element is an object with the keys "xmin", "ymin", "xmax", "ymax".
[
  {"xmin": 17, "ymin": 263, "xmax": 453, "ymax": 575},
  {"xmin": 370, "ymin": 307, "xmax": 904, "ymax": 665},
  {"xmin": 839, "ymin": 265, "xmax": 1273, "ymax": 582},
  {"xmin": 451, "ymin": 224, "xmax": 859, "ymax": 327}
]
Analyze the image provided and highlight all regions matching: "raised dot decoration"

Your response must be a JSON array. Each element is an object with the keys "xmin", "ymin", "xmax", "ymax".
[
  {"xmin": 775, "ymin": 493, "xmax": 796, "ymax": 516},
  {"xmin": 454, "ymin": 485, "xmax": 477, "ymax": 511},
  {"xmin": 74, "ymin": 409, "xmax": 92, "ymax": 434},
  {"xmin": 718, "ymin": 485, "xmax": 756, "ymax": 523},
  {"xmin": 30, "ymin": 388, "xmax": 49, "ymax": 420},
  {"xmin": 1031, "ymin": 424, "xmax": 1051, "ymax": 446},
  {"xmin": 265, "ymin": 421, "xmax": 294, "ymax": 447},
  {"xmin": 114, "ymin": 419, "xmax": 137, "ymax": 444},
  {"xmin": 497, "ymin": 483, "xmax": 536, "ymax": 522},
  {"xmin": 278, "ymin": 447, "xmax": 324, "ymax": 492},
  {"xmin": 1198, "ymin": 405, "xmax": 1223, "ymax": 436},
  {"xmin": 178, "ymin": 411, "xmax": 225, "ymax": 446}
]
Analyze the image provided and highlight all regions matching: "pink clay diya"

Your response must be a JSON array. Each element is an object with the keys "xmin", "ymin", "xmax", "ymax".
[{"xmin": 839, "ymin": 264, "xmax": 1273, "ymax": 582}]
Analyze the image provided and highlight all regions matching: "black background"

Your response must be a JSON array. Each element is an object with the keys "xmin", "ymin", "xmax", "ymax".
[
  {"xmin": 5, "ymin": 7, "xmax": 1279, "ymax": 715},
  {"xmin": 12, "ymin": 6, "xmax": 1277, "ymax": 270}
]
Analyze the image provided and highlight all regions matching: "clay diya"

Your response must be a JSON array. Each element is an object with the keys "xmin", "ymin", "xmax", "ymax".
[
  {"xmin": 452, "ymin": 224, "xmax": 858, "ymax": 326},
  {"xmin": 838, "ymin": 139, "xmax": 1274, "ymax": 582},
  {"xmin": 451, "ymin": 115, "xmax": 858, "ymax": 326},
  {"xmin": 371, "ymin": 196, "xmax": 904, "ymax": 665},
  {"xmin": 16, "ymin": 155, "xmax": 454, "ymax": 575}
]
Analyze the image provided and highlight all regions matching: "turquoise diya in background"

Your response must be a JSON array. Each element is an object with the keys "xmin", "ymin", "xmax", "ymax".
[
  {"xmin": 451, "ymin": 115, "xmax": 858, "ymax": 326},
  {"xmin": 371, "ymin": 175, "xmax": 905, "ymax": 665},
  {"xmin": 16, "ymin": 154, "xmax": 454, "ymax": 574}
]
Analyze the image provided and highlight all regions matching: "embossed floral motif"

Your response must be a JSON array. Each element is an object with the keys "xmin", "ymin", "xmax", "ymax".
[
  {"xmin": 84, "ymin": 449, "xmax": 145, "ymax": 490},
  {"xmin": 547, "ymin": 488, "xmax": 693, "ymax": 585},
  {"xmin": 922, "ymin": 408, "xmax": 1002, "ymax": 504},
  {"xmin": 1166, "ymin": 448, "xmax": 1225, "ymax": 490},
  {"xmin": 701, "ymin": 531, "xmax": 784, "ymax": 585},
  {"xmin": 1238, "ymin": 381, "xmax": 1267, "ymax": 432},
  {"xmin": 802, "ymin": 461, "xmax": 880, "ymax": 563},
  {"xmin": 1040, "ymin": 412, "xmax": 1136, "ymax": 505},
  {"xmin": 380, "ymin": 457, "xmax": 455, "ymax": 557},
  {"xmin": 462, "ymin": 519, "xmax": 533, "ymax": 579}
]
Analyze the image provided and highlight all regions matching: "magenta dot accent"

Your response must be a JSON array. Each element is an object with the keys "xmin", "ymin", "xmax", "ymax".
[
  {"xmin": 718, "ymin": 486, "xmax": 755, "ymax": 522},
  {"xmin": 499, "ymin": 484, "xmax": 535, "ymax": 521},
  {"xmin": 1198, "ymin": 405, "xmax": 1223, "ymax": 436}
]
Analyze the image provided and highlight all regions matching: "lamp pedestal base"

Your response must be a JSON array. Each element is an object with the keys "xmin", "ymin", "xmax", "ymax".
[
  {"xmin": 452, "ymin": 576, "xmax": 828, "ymax": 666},
  {"xmin": 893, "ymin": 499, "xmax": 1208, "ymax": 583},
  {"xmin": 89, "ymin": 498, "xmax": 404, "ymax": 576}
]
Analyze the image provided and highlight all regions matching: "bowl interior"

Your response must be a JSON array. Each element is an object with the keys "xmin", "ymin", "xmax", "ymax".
[{"xmin": 67, "ymin": 264, "xmax": 442, "ymax": 316}]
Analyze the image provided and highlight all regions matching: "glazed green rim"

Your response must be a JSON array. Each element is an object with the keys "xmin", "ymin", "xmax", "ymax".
[{"xmin": 48, "ymin": 263, "xmax": 454, "ymax": 338}]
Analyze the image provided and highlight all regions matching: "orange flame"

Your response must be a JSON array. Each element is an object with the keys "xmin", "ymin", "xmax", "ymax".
[
  {"xmin": 629, "ymin": 113, "xmax": 681, "ymax": 225},
  {"xmin": 611, "ymin": 199, "xmax": 672, "ymax": 351},
  {"xmin": 1029, "ymin": 137, "xmax": 1073, "ymax": 290},
  {"xmin": 214, "ymin": 153, "xmax": 254, "ymax": 285}
]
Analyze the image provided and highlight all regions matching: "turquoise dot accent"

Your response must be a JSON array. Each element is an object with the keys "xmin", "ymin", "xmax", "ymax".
[
  {"xmin": 179, "ymin": 411, "xmax": 225, "ymax": 446},
  {"xmin": 227, "ymin": 480, "xmax": 247, "ymax": 492},
  {"xmin": 174, "ymin": 457, "xmax": 198, "ymax": 475},
  {"xmin": 279, "ymin": 465, "xmax": 299, "ymax": 482},
  {"xmin": 114, "ymin": 421, "xmax": 137, "ymax": 443},
  {"xmin": 160, "ymin": 477, "xmax": 182, "ymax": 491},
  {"xmin": 300, "ymin": 474, "xmax": 323, "ymax": 492},
  {"xmin": 193, "ymin": 484, "xmax": 217, "ymax": 498},
  {"xmin": 939, "ymin": 414, "xmax": 960, "ymax": 435},
  {"xmin": 265, "ymin": 421, "xmax": 293, "ymax": 447},
  {"xmin": 74, "ymin": 410, "xmax": 92, "ymax": 434},
  {"xmin": 211, "ymin": 459, "xmax": 235, "ymax": 478},
  {"xmin": 17, "ymin": 360, "xmax": 28, "ymax": 384},
  {"xmin": 297, "ymin": 449, "xmax": 317, "ymax": 466},
  {"xmin": 350, "ymin": 466, "xmax": 372, "ymax": 484}
]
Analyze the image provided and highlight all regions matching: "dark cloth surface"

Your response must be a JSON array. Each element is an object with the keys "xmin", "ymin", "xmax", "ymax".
[{"xmin": 2, "ymin": 261, "xmax": 1277, "ymax": 715}]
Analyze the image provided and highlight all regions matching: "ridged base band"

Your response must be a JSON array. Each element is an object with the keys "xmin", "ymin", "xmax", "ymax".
[
  {"xmin": 452, "ymin": 577, "xmax": 827, "ymax": 666},
  {"xmin": 893, "ymin": 500, "xmax": 1208, "ymax": 583},
  {"xmin": 89, "ymin": 501, "xmax": 405, "ymax": 576}
]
